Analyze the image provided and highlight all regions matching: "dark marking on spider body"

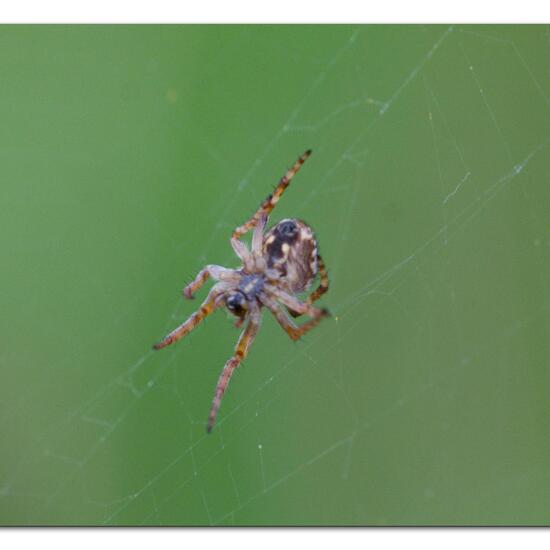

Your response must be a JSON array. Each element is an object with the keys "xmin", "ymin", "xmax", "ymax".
[{"xmin": 153, "ymin": 150, "xmax": 330, "ymax": 432}]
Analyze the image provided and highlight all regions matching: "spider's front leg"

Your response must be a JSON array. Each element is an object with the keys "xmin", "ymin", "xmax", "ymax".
[
  {"xmin": 251, "ymin": 214, "xmax": 268, "ymax": 257},
  {"xmin": 183, "ymin": 265, "xmax": 238, "ymax": 299},
  {"xmin": 153, "ymin": 286, "xmax": 224, "ymax": 350},
  {"xmin": 206, "ymin": 306, "xmax": 262, "ymax": 433},
  {"xmin": 231, "ymin": 150, "xmax": 312, "ymax": 242}
]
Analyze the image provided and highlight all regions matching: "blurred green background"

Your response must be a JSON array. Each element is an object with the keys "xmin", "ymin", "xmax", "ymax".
[{"xmin": 1, "ymin": 25, "xmax": 550, "ymax": 525}]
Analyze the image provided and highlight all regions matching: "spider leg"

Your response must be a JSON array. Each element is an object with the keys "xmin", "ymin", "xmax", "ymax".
[
  {"xmin": 251, "ymin": 214, "xmax": 268, "ymax": 256},
  {"xmin": 232, "ymin": 150, "xmax": 312, "ymax": 241},
  {"xmin": 153, "ymin": 286, "xmax": 225, "ymax": 350},
  {"xmin": 207, "ymin": 306, "xmax": 261, "ymax": 433},
  {"xmin": 260, "ymin": 292, "xmax": 328, "ymax": 341},
  {"xmin": 288, "ymin": 253, "xmax": 330, "ymax": 318},
  {"xmin": 183, "ymin": 265, "xmax": 239, "ymax": 299},
  {"xmin": 234, "ymin": 317, "xmax": 245, "ymax": 329},
  {"xmin": 230, "ymin": 236, "xmax": 251, "ymax": 264},
  {"xmin": 306, "ymin": 254, "xmax": 330, "ymax": 304},
  {"xmin": 264, "ymin": 285, "xmax": 329, "ymax": 319}
]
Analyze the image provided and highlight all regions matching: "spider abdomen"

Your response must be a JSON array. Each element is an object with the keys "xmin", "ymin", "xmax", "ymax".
[{"xmin": 262, "ymin": 218, "xmax": 318, "ymax": 293}]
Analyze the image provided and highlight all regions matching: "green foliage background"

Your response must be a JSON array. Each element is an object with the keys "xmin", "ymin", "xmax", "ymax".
[{"xmin": 2, "ymin": 25, "xmax": 550, "ymax": 525}]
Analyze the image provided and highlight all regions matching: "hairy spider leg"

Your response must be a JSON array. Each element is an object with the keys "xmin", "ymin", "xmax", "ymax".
[
  {"xmin": 183, "ymin": 265, "xmax": 239, "ymax": 299},
  {"xmin": 288, "ymin": 253, "xmax": 330, "ymax": 318},
  {"xmin": 231, "ymin": 237, "xmax": 252, "ymax": 266},
  {"xmin": 306, "ymin": 254, "xmax": 329, "ymax": 304},
  {"xmin": 264, "ymin": 285, "xmax": 329, "ymax": 319},
  {"xmin": 207, "ymin": 306, "xmax": 262, "ymax": 433},
  {"xmin": 259, "ymin": 292, "xmax": 329, "ymax": 341},
  {"xmin": 251, "ymin": 214, "xmax": 268, "ymax": 256},
  {"xmin": 232, "ymin": 149, "xmax": 312, "ymax": 241},
  {"xmin": 153, "ymin": 286, "xmax": 225, "ymax": 350}
]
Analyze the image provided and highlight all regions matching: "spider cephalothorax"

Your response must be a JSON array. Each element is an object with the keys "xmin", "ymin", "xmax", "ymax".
[{"xmin": 153, "ymin": 150, "xmax": 330, "ymax": 432}]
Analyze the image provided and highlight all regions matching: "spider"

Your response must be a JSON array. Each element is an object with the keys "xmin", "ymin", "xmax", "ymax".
[{"xmin": 153, "ymin": 150, "xmax": 330, "ymax": 433}]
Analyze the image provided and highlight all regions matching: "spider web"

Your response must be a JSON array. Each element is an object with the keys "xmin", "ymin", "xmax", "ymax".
[{"xmin": 2, "ymin": 25, "xmax": 550, "ymax": 525}]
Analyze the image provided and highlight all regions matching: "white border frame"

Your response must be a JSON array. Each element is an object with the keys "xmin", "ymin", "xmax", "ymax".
[{"xmin": 1, "ymin": 0, "xmax": 550, "ymax": 23}]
